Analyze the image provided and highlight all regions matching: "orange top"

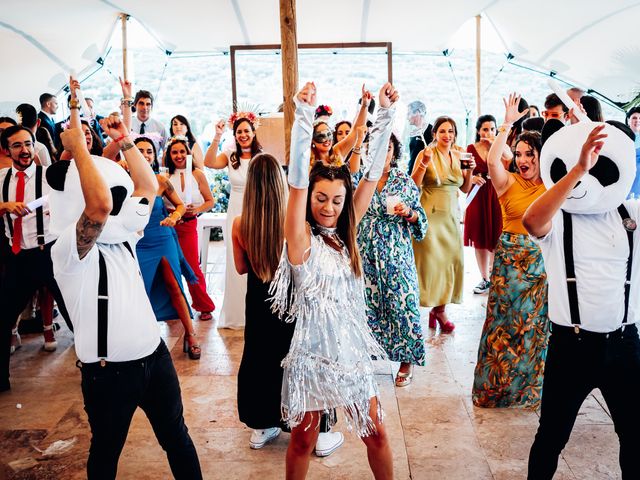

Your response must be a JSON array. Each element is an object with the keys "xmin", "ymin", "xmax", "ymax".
[{"xmin": 498, "ymin": 173, "xmax": 546, "ymax": 235}]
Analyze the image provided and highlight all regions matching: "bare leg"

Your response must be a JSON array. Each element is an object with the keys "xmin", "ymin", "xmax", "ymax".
[
  {"xmin": 474, "ymin": 248, "xmax": 491, "ymax": 280},
  {"xmin": 361, "ymin": 397, "xmax": 394, "ymax": 479},
  {"xmin": 159, "ymin": 258, "xmax": 200, "ymax": 357},
  {"xmin": 39, "ymin": 288, "xmax": 56, "ymax": 351},
  {"xmin": 286, "ymin": 412, "xmax": 321, "ymax": 480}
]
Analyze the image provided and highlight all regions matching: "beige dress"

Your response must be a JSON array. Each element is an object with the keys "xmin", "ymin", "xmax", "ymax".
[{"xmin": 413, "ymin": 148, "xmax": 464, "ymax": 306}]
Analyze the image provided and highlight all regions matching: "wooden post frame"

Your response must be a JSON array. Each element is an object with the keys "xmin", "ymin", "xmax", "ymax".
[
  {"xmin": 229, "ymin": 41, "xmax": 393, "ymax": 113},
  {"xmin": 279, "ymin": 0, "xmax": 298, "ymax": 166}
]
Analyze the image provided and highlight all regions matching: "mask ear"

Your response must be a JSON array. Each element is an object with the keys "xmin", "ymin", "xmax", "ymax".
[
  {"xmin": 45, "ymin": 160, "xmax": 71, "ymax": 191},
  {"xmin": 110, "ymin": 186, "xmax": 128, "ymax": 215},
  {"xmin": 541, "ymin": 119, "xmax": 565, "ymax": 146},
  {"xmin": 605, "ymin": 120, "xmax": 635, "ymax": 142}
]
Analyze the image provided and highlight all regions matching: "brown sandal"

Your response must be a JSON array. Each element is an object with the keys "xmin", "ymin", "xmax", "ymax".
[{"xmin": 183, "ymin": 333, "xmax": 201, "ymax": 360}]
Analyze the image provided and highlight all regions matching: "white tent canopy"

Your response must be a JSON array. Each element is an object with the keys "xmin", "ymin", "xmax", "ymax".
[{"xmin": 1, "ymin": 0, "xmax": 638, "ymax": 107}]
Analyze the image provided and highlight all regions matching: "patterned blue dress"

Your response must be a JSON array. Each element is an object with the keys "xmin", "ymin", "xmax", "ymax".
[{"xmin": 356, "ymin": 168, "xmax": 428, "ymax": 365}]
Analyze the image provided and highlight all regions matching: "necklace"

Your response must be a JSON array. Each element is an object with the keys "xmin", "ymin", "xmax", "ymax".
[{"xmin": 315, "ymin": 225, "xmax": 344, "ymax": 248}]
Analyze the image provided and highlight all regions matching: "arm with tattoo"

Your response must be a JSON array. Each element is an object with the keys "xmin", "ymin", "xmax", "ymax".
[{"xmin": 76, "ymin": 212, "xmax": 106, "ymax": 259}]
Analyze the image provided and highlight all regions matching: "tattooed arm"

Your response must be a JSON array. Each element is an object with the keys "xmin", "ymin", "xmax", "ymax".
[{"xmin": 60, "ymin": 117, "xmax": 112, "ymax": 259}]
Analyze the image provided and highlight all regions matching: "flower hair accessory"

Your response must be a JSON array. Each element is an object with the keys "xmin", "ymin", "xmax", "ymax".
[
  {"xmin": 167, "ymin": 135, "xmax": 189, "ymax": 146},
  {"xmin": 315, "ymin": 105, "xmax": 333, "ymax": 118},
  {"xmin": 228, "ymin": 111, "xmax": 260, "ymax": 129}
]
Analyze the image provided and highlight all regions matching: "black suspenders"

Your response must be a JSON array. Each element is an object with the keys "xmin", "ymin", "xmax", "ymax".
[
  {"xmin": 34, "ymin": 166, "xmax": 45, "ymax": 249},
  {"xmin": 1, "ymin": 167, "xmax": 45, "ymax": 249},
  {"xmin": 562, "ymin": 206, "xmax": 634, "ymax": 330},
  {"xmin": 96, "ymin": 241, "xmax": 135, "ymax": 366},
  {"xmin": 2, "ymin": 170, "xmax": 13, "ymax": 238}
]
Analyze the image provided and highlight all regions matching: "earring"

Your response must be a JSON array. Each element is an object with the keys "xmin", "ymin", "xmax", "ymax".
[{"xmin": 312, "ymin": 143, "xmax": 316, "ymax": 148}]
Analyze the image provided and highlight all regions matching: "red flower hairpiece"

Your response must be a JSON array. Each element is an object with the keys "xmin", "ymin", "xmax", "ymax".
[{"xmin": 228, "ymin": 111, "xmax": 260, "ymax": 129}]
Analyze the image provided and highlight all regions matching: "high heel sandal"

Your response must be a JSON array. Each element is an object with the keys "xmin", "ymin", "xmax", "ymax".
[
  {"xmin": 429, "ymin": 308, "xmax": 455, "ymax": 333},
  {"xmin": 183, "ymin": 333, "xmax": 201, "ymax": 360},
  {"xmin": 43, "ymin": 324, "xmax": 57, "ymax": 352},
  {"xmin": 199, "ymin": 312, "xmax": 213, "ymax": 321},
  {"xmin": 10, "ymin": 327, "xmax": 21, "ymax": 355},
  {"xmin": 395, "ymin": 365, "xmax": 414, "ymax": 387}
]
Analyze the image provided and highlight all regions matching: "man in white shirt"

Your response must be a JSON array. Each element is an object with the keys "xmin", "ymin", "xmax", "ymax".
[
  {"xmin": 130, "ymin": 90, "xmax": 167, "ymax": 153},
  {"xmin": 48, "ymin": 93, "xmax": 201, "ymax": 478},
  {"xmin": 0, "ymin": 125, "xmax": 70, "ymax": 392},
  {"xmin": 523, "ymin": 122, "xmax": 640, "ymax": 479}
]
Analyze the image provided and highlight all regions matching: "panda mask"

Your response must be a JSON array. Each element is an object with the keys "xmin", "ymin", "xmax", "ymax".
[
  {"xmin": 539, "ymin": 120, "xmax": 636, "ymax": 214},
  {"xmin": 46, "ymin": 155, "xmax": 150, "ymax": 244}
]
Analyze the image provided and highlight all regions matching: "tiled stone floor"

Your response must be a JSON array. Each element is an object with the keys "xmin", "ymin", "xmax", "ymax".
[{"xmin": 0, "ymin": 243, "xmax": 622, "ymax": 479}]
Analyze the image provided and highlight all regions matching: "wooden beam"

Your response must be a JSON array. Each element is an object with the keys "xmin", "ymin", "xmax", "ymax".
[
  {"xmin": 279, "ymin": 0, "xmax": 299, "ymax": 165},
  {"xmin": 387, "ymin": 42, "xmax": 393, "ymax": 84},
  {"xmin": 121, "ymin": 14, "xmax": 129, "ymax": 81},
  {"xmin": 230, "ymin": 46, "xmax": 238, "ymax": 112}
]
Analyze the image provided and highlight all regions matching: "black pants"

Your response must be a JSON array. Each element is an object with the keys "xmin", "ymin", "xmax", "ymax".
[
  {"xmin": 528, "ymin": 324, "xmax": 640, "ymax": 479},
  {"xmin": 80, "ymin": 340, "xmax": 202, "ymax": 480},
  {"xmin": 0, "ymin": 242, "xmax": 70, "ymax": 389}
]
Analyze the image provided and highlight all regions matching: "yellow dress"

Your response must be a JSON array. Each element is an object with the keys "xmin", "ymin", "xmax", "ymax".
[{"xmin": 413, "ymin": 148, "xmax": 464, "ymax": 306}]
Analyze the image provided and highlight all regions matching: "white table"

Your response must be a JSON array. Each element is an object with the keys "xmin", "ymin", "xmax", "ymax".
[{"xmin": 197, "ymin": 212, "xmax": 227, "ymax": 271}]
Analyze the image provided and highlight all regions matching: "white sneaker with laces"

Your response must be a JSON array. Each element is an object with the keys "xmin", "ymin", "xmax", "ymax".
[
  {"xmin": 473, "ymin": 279, "xmax": 491, "ymax": 294},
  {"xmin": 249, "ymin": 427, "xmax": 281, "ymax": 449},
  {"xmin": 315, "ymin": 431, "xmax": 344, "ymax": 457}
]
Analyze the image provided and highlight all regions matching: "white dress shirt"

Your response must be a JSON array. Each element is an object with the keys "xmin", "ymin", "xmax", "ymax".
[
  {"xmin": 35, "ymin": 141, "xmax": 52, "ymax": 167},
  {"xmin": 131, "ymin": 116, "xmax": 167, "ymax": 150},
  {"xmin": 534, "ymin": 200, "xmax": 640, "ymax": 332},
  {"xmin": 0, "ymin": 163, "xmax": 56, "ymax": 250},
  {"xmin": 51, "ymin": 226, "xmax": 160, "ymax": 363}
]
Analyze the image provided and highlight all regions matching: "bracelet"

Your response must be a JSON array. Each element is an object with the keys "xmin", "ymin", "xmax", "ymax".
[
  {"xmin": 120, "ymin": 98, "xmax": 133, "ymax": 107},
  {"xmin": 121, "ymin": 140, "xmax": 135, "ymax": 152},
  {"xmin": 403, "ymin": 209, "xmax": 414, "ymax": 220},
  {"xmin": 69, "ymin": 98, "xmax": 80, "ymax": 109},
  {"xmin": 352, "ymin": 147, "xmax": 362, "ymax": 154},
  {"xmin": 170, "ymin": 211, "xmax": 182, "ymax": 220},
  {"xmin": 498, "ymin": 123, "xmax": 513, "ymax": 133},
  {"xmin": 114, "ymin": 134, "xmax": 128, "ymax": 143}
]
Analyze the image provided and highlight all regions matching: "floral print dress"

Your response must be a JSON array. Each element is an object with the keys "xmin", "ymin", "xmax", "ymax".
[{"xmin": 356, "ymin": 168, "xmax": 428, "ymax": 365}]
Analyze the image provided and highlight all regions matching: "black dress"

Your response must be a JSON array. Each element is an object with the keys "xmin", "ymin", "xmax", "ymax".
[{"xmin": 237, "ymin": 266, "xmax": 296, "ymax": 429}]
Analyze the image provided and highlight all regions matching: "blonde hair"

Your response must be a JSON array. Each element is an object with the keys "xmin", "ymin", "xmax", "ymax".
[{"xmin": 240, "ymin": 153, "xmax": 286, "ymax": 282}]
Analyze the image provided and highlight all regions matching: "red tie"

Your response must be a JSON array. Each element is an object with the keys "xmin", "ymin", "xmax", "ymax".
[{"xmin": 12, "ymin": 171, "xmax": 25, "ymax": 255}]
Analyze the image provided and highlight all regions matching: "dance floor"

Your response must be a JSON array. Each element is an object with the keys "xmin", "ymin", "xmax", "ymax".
[{"xmin": 0, "ymin": 242, "xmax": 621, "ymax": 479}]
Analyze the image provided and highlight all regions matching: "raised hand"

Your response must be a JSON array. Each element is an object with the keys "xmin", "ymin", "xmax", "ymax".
[
  {"xmin": 119, "ymin": 76, "xmax": 132, "ymax": 99},
  {"xmin": 577, "ymin": 124, "xmax": 607, "ymax": 173},
  {"xmin": 99, "ymin": 112, "xmax": 129, "ymax": 142},
  {"xmin": 214, "ymin": 120, "xmax": 225, "ymax": 139},
  {"xmin": 420, "ymin": 146, "xmax": 433, "ymax": 168},
  {"xmin": 378, "ymin": 82, "xmax": 399, "ymax": 109},
  {"xmin": 503, "ymin": 92, "xmax": 529, "ymax": 125},
  {"xmin": 60, "ymin": 125, "xmax": 88, "ymax": 156},
  {"xmin": 355, "ymin": 125, "xmax": 368, "ymax": 146},
  {"xmin": 296, "ymin": 82, "xmax": 317, "ymax": 107},
  {"xmin": 361, "ymin": 84, "xmax": 373, "ymax": 107},
  {"xmin": 69, "ymin": 75, "xmax": 82, "ymax": 129}
]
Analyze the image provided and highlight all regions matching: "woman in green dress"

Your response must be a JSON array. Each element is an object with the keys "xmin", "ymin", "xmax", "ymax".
[{"xmin": 411, "ymin": 116, "xmax": 474, "ymax": 332}]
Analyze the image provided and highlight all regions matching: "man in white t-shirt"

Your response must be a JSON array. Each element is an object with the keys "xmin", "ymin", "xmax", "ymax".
[
  {"xmin": 49, "ymin": 92, "xmax": 201, "ymax": 479},
  {"xmin": 523, "ymin": 121, "xmax": 640, "ymax": 479}
]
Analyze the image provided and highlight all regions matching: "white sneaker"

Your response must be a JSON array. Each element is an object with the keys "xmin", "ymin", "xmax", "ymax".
[
  {"xmin": 249, "ymin": 427, "xmax": 281, "ymax": 449},
  {"xmin": 315, "ymin": 431, "xmax": 344, "ymax": 457}
]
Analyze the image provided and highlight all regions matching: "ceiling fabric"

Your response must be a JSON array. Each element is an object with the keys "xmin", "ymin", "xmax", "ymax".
[{"xmin": 1, "ymin": 0, "xmax": 637, "ymax": 106}]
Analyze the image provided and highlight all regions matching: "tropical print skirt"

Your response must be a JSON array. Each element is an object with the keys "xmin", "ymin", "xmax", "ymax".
[{"xmin": 472, "ymin": 232, "xmax": 549, "ymax": 408}]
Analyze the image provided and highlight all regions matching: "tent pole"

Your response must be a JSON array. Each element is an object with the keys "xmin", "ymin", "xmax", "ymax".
[
  {"xmin": 475, "ymin": 14, "xmax": 481, "ymax": 118},
  {"xmin": 279, "ymin": 0, "xmax": 299, "ymax": 165},
  {"xmin": 121, "ymin": 14, "xmax": 129, "ymax": 81}
]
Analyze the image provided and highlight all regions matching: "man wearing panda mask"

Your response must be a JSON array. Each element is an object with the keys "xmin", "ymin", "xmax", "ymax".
[
  {"xmin": 523, "ymin": 108, "xmax": 640, "ymax": 478},
  {"xmin": 48, "ymin": 79, "xmax": 202, "ymax": 479}
]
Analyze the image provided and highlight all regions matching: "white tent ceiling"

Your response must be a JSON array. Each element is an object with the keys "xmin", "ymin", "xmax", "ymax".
[{"xmin": 1, "ymin": 0, "xmax": 638, "ymax": 107}]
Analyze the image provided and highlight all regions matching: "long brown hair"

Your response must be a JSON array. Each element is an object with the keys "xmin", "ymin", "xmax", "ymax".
[
  {"xmin": 230, "ymin": 118, "xmax": 262, "ymax": 170},
  {"xmin": 240, "ymin": 153, "xmax": 286, "ymax": 282},
  {"xmin": 306, "ymin": 163, "xmax": 362, "ymax": 277}
]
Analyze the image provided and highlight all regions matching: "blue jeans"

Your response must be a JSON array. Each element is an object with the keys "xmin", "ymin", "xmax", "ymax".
[{"xmin": 80, "ymin": 340, "xmax": 202, "ymax": 479}]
